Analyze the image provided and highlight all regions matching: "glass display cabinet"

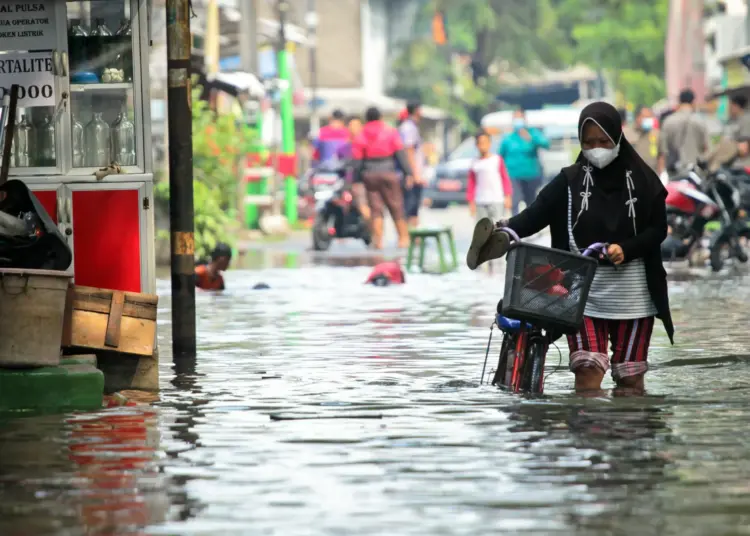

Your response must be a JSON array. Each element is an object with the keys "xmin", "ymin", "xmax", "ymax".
[{"xmin": 0, "ymin": 0, "xmax": 155, "ymax": 293}]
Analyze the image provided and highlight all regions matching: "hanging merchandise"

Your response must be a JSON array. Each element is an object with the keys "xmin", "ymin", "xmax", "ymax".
[
  {"xmin": 84, "ymin": 113, "xmax": 111, "ymax": 167},
  {"xmin": 111, "ymin": 111, "xmax": 136, "ymax": 166}
]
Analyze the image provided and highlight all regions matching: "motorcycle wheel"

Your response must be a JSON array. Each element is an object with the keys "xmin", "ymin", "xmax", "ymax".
[
  {"xmin": 312, "ymin": 216, "xmax": 333, "ymax": 251},
  {"xmin": 519, "ymin": 338, "xmax": 546, "ymax": 394}
]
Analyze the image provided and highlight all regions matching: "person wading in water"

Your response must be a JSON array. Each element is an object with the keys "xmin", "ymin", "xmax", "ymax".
[
  {"xmin": 195, "ymin": 243, "xmax": 232, "ymax": 291},
  {"xmin": 468, "ymin": 102, "xmax": 674, "ymax": 395},
  {"xmin": 352, "ymin": 106, "xmax": 413, "ymax": 249}
]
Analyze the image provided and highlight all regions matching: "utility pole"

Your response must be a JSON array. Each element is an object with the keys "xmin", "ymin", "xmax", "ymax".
[
  {"xmin": 240, "ymin": 0, "xmax": 259, "ymax": 74},
  {"xmin": 165, "ymin": 0, "xmax": 196, "ymax": 358},
  {"xmin": 306, "ymin": 0, "xmax": 319, "ymax": 135}
]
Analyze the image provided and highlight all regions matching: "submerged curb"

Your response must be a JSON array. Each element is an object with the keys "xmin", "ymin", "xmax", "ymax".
[{"xmin": 0, "ymin": 357, "xmax": 104, "ymax": 413}]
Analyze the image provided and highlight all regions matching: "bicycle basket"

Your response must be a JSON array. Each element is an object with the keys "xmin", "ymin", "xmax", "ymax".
[{"xmin": 502, "ymin": 242, "xmax": 597, "ymax": 332}]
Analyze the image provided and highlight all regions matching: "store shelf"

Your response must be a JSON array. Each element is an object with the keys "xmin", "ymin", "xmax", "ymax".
[{"xmin": 70, "ymin": 83, "xmax": 133, "ymax": 93}]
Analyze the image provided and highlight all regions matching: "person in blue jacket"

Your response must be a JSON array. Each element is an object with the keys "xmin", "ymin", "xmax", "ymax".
[{"xmin": 499, "ymin": 108, "xmax": 550, "ymax": 214}]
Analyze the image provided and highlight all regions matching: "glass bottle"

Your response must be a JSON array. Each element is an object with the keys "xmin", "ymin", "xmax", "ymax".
[
  {"xmin": 89, "ymin": 18, "xmax": 113, "ymax": 76},
  {"xmin": 68, "ymin": 19, "xmax": 88, "ymax": 74},
  {"xmin": 110, "ymin": 111, "xmax": 136, "ymax": 166},
  {"xmin": 84, "ymin": 113, "xmax": 110, "ymax": 167},
  {"xmin": 13, "ymin": 115, "xmax": 32, "ymax": 168},
  {"xmin": 89, "ymin": 18, "xmax": 113, "ymax": 36},
  {"xmin": 115, "ymin": 18, "xmax": 133, "ymax": 83},
  {"xmin": 37, "ymin": 115, "xmax": 56, "ymax": 167},
  {"xmin": 72, "ymin": 115, "xmax": 84, "ymax": 167}
]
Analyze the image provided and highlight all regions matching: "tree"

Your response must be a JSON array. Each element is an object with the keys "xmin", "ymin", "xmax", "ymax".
[
  {"xmin": 551, "ymin": 0, "xmax": 669, "ymax": 106},
  {"xmin": 390, "ymin": 0, "xmax": 669, "ymax": 125},
  {"xmin": 155, "ymin": 85, "xmax": 258, "ymax": 260}
]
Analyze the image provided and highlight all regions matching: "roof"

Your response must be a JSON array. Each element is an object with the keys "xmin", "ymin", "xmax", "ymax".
[
  {"xmin": 294, "ymin": 88, "xmax": 448, "ymax": 120},
  {"xmin": 496, "ymin": 65, "xmax": 599, "ymax": 87}
]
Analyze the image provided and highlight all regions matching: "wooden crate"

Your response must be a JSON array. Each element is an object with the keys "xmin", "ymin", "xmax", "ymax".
[{"xmin": 62, "ymin": 285, "xmax": 158, "ymax": 357}]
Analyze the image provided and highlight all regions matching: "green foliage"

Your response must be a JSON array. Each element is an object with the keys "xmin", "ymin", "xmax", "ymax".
[
  {"xmin": 391, "ymin": 0, "xmax": 669, "ymax": 120},
  {"xmin": 155, "ymin": 84, "xmax": 258, "ymax": 260},
  {"xmin": 555, "ymin": 0, "xmax": 669, "ymax": 106}
]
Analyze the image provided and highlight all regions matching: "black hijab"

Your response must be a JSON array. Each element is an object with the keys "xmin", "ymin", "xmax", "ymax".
[{"xmin": 565, "ymin": 101, "xmax": 666, "ymax": 247}]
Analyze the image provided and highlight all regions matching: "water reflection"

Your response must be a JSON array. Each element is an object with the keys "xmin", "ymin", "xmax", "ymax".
[{"xmin": 0, "ymin": 408, "xmax": 167, "ymax": 535}]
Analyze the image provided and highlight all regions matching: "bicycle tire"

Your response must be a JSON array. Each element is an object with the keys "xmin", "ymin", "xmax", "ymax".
[
  {"xmin": 520, "ymin": 338, "xmax": 547, "ymax": 394},
  {"xmin": 510, "ymin": 330, "xmax": 527, "ymax": 392},
  {"xmin": 492, "ymin": 333, "xmax": 516, "ymax": 388}
]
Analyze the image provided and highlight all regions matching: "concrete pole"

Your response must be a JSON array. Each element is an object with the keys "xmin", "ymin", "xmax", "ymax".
[
  {"xmin": 306, "ymin": 0, "xmax": 320, "ymax": 135},
  {"xmin": 165, "ymin": 0, "xmax": 196, "ymax": 358},
  {"xmin": 240, "ymin": 0, "xmax": 259, "ymax": 74},
  {"xmin": 277, "ymin": 0, "xmax": 298, "ymax": 224}
]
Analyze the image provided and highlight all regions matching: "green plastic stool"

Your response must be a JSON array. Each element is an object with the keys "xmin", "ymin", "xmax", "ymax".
[{"xmin": 405, "ymin": 226, "xmax": 459, "ymax": 273}]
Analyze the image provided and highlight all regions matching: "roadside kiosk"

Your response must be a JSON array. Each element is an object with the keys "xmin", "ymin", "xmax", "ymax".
[{"xmin": 0, "ymin": 0, "xmax": 156, "ymax": 295}]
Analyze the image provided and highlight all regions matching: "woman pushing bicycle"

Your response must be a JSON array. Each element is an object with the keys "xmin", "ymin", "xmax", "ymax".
[{"xmin": 468, "ymin": 102, "xmax": 674, "ymax": 394}]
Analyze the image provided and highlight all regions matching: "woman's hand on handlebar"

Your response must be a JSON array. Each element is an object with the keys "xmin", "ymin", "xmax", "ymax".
[{"xmin": 607, "ymin": 244, "xmax": 624, "ymax": 265}]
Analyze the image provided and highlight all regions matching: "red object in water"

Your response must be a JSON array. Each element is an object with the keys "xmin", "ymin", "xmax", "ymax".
[{"xmin": 365, "ymin": 261, "xmax": 406, "ymax": 285}]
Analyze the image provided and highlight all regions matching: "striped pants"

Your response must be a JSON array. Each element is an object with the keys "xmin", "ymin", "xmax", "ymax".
[{"xmin": 567, "ymin": 316, "xmax": 655, "ymax": 381}]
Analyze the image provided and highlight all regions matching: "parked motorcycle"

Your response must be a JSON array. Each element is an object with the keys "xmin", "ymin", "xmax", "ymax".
[
  {"xmin": 661, "ymin": 163, "xmax": 749, "ymax": 271},
  {"xmin": 297, "ymin": 163, "xmax": 346, "ymax": 222},
  {"xmin": 311, "ymin": 178, "xmax": 371, "ymax": 251}
]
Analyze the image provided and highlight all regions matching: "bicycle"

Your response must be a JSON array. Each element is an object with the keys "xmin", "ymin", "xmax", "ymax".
[{"xmin": 480, "ymin": 227, "xmax": 608, "ymax": 394}]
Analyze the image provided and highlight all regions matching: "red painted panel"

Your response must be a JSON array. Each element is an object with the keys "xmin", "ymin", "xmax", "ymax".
[
  {"xmin": 32, "ymin": 190, "xmax": 58, "ymax": 223},
  {"xmin": 72, "ymin": 189, "xmax": 141, "ymax": 292}
]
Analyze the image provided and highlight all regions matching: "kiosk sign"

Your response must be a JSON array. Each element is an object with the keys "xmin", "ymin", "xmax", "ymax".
[
  {"xmin": 0, "ymin": 1, "xmax": 56, "ymax": 52},
  {"xmin": 0, "ymin": 51, "xmax": 54, "ymax": 107}
]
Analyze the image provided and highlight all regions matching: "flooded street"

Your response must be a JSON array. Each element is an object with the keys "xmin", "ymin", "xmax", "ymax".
[{"xmin": 2, "ymin": 208, "xmax": 750, "ymax": 535}]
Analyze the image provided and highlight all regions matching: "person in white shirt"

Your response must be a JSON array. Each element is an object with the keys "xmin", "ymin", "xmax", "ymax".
[{"xmin": 467, "ymin": 130, "xmax": 513, "ymax": 222}]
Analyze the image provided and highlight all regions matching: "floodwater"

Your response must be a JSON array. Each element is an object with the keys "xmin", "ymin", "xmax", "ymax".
[{"xmin": 2, "ymin": 246, "xmax": 750, "ymax": 535}]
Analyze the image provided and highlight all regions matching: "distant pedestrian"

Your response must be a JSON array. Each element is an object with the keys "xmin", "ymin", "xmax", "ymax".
[
  {"xmin": 398, "ymin": 101, "xmax": 426, "ymax": 229},
  {"xmin": 312, "ymin": 109, "xmax": 350, "ymax": 168},
  {"xmin": 338, "ymin": 116, "xmax": 370, "ymax": 221},
  {"xmin": 657, "ymin": 89, "xmax": 710, "ymax": 176},
  {"xmin": 628, "ymin": 106, "xmax": 659, "ymax": 172},
  {"xmin": 499, "ymin": 107, "xmax": 550, "ymax": 214},
  {"xmin": 352, "ymin": 106, "xmax": 412, "ymax": 249},
  {"xmin": 467, "ymin": 130, "xmax": 513, "ymax": 222},
  {"xmin": 195, "ymin": 243, "xmax": 232, "ymax": 291},
  {"xmin": 725, "ymin": 94, "xmax": 750, "ymax": 141}
]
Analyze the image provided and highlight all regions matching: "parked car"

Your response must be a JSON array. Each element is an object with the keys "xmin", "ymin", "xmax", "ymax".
[{"xmin": 424, "ymin": 122, "xmax": 579, "ymax": 209}]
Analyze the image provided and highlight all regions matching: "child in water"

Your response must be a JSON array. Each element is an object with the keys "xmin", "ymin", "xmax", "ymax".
[{"xmin": 195, "ymin": 243, "xmax": 232, "ymax": 291}]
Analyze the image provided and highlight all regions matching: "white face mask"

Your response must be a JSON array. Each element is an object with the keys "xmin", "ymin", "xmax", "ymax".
[{"xmin": 583, "ymin": 143, "xmax": 620, "ymax": 169}]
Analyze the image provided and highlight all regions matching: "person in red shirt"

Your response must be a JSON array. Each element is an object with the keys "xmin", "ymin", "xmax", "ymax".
[
  {"xmin": 352, "ymin": 106, "xmax": 413, "ymax": 249},
  {"xmin": 467, "ymin": 130, "xmax": 513, "ymax": 222},
  {"xmin": 195, "ymin": 243, "xmax": 232, "ymax": 291}
]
